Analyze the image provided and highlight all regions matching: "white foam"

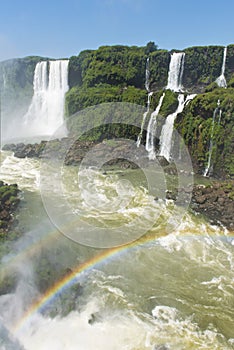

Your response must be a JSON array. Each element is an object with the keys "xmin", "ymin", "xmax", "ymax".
[{"xmin": 0, "ymin": 152, "xmax": 40, "ymax": 191}]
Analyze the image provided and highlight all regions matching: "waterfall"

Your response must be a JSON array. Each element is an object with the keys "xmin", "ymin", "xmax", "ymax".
[
  {"xmin": 136, "ymin": 92, "xmax": 153, "ymax": 147},
  {"xmin": 2, "ymin": 71, "xmax": 7, "ymax": 89},
  {"xmin": 218, "ymin": 109, "xmax": 222, "ymax": 124},
  {"xmin": 166, "ymin": 52, "xmax": 185, "ymax": 92},
  {"xmin": 203, "ymin": 101, "xmax": 221, "ymax": 177},
  {"xmin": 23, "ymin": 60, "xmax": 69, "ymax": 137},
  {"xmin": 216, "ymin": 47, "xmax": 227, "ymax": 88},
  {"xmin": 137, "ymin": 58, "xmax": 152, "ymax": 147},
  {"xmin": 145, "ymin": 57, "xmax": 150, "ymax": 92},
  {"xmin": 145, "ymin": 92, "xmax": 165, "ymax": 159},
  {"xmin": 159, "ymin": 94, "xmax": 196, "ymax": 161}
]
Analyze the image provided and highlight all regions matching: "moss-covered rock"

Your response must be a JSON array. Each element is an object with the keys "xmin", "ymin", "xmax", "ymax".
[
  {"xmin": 0, "ymin": 181, "xmax": 20, "ymax": 236},
  {"xmin": 2, "ymin": 43, "xmax": 234, "ymax": 178},
  {"xmin": 0, "ymin": 181, "xmax": 21, "ymax": 294},
  {"xmin": 175, "ymin": 88, "xmax": 234, "ymax": 178},
  {"xmin": 183, "ymin": 46, "xmax": 224, "ymax": 92},
  {"xmin": 65, "ymin": 83, "xmax": 147, "ymax": 116}
]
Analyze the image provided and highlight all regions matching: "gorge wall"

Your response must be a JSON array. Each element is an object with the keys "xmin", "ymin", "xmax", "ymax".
[{"xmin": 0, "ymin": 43, "xmax": 234, "ymax": 178}]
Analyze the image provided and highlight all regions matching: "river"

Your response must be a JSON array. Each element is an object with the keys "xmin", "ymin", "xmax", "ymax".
[{"xmin": 0, "ymin": 150, "xmax": 233, "ymax": 350}]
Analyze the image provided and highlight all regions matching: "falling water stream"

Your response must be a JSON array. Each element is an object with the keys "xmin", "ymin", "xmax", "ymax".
[
  {"xmin": 23, "ymin": 60, "xmax": 69, "ymax": 137},
  {"xmin": 146, "ymin": 93, "xmax": 165, "ymax": 159},
  {"xmin": 203, "ymin": 101, "xmax": 221, "ymax": 177},
  {"xmin": 216, "ymin": 47, "xmax": 227, "ymax": 88},
  {"xmin": 137, "ymin": 58, "xmax": 152, "ymax": 147},
  {"xmin": 166, "ymin": 53, "xmax": 185, "ymax": 92}
]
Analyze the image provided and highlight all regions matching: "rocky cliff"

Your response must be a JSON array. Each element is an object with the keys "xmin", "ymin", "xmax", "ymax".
[{"xmin": 1, "ymin": 43, "xmax": 234, "ymax": 178}]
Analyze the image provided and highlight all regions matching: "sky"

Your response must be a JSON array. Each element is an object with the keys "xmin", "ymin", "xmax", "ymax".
[{"xmin": 0, "ymin": 0, "xmax": 234, "ymax": 62}]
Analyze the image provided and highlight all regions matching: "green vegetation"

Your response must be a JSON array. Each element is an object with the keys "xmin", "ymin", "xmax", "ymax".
[
  {"xmin": 66, "ymin": 43, "xmax": 234, "ymax": 178},
  {"xmin": 175, "ymin": 87, "xmax": 234, "ymax": 178},
  {"xmin": 156, "ymin": 89, "xmax": 178, "ymax": 117},
  {"xmin": 183, "ymin": 46, "xmax": 223, "ymax": 91},
  {"xmin": 0, "ymin": 181, "xmax": 20, "ymax": 236},
  {"xmin": 0, "ymin": 181, "xmax": 21, "ymax": 294},
  {"xmin": 69, "ymin": 45, "xmax": 146, "ymax": 89},
  {"xmin": 149, "ymin": 50, "xmax": 170, "ymax": 90},
  {"xmin": 1, "ymin": 42, "xmax": 234, "ymax": 178},
  {"xmin": 65, "ymin": 84, "xmax": 147, "ymax": 116}
]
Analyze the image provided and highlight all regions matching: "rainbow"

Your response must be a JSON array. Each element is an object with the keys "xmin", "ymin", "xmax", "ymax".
[
  {"xmin": 10, "ymin": 217, "xmax": 232, "ymax": 333},
  {"xmin": 13, "ymin": 235, "xmax": 150, "ymax": 333}
]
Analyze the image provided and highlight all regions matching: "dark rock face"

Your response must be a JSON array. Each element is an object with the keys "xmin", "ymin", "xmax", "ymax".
[
  {"xmin": 0, "ymin": 181, "xmax": 20, "ymax": 235},
  {"xmin": 3, "ymin": 139, "xmax": 176, "ymax": 171},
  {"xmin": 191, "ymin": 182, "xmax": 234, "ymax": 230},
  {"xmin": 3, "ymin": 138, "xmax": 149, "ymax": 168},
  {"xmin": 3, "ymin": 141, "xmax": 47, "ymax": 158}
]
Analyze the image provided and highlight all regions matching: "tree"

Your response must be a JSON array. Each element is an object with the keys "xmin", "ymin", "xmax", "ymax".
[{"xmin": 145, "ymin": 41, "xmax": 158, "ymax": 54}]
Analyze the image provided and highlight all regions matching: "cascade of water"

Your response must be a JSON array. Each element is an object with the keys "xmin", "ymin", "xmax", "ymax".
[
  {"xmin": 218, "ymin": 109, "xmax": 222, "ymax": 124},
  {"xmin": 23, "ymin": 60, "xmax": 69, "ymax": 137},
  {"xmin": 166, "ymin": 52, "xmax": 185, "ymax": 92},
  {"xmin": 136, "ymin": 92, "xmax": 153, "ymax": 147},
  {"xmin": 2, "ymin": 71, "xmax": 7, "ymax": 89},
  {"xmin": 137, "ymin": 58, "xmax": 152, "ymax": 147},
  {"xmin": 145, "ymin": 57, "xmax": 150, "ymax": 92},
  {"xmin": 203, "ymin": 101, "xmax": 221, "ymax": 177},
  {"xmin": 159, "ymin": 94, "xmax": 195, "ymax": 161},
  {"xmin": 216, "ymin": 47, "xmax": 227, "ymax": 88},
  {"xmin": 145, "ymin": 93, "xmax": 165, "ymax": 159}
]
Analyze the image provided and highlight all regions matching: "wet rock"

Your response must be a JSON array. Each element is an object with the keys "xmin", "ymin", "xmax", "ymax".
[
  {"xmin": 191, "ymin": 181, "xmax": 234, "ymax": 230},
  {"xmin": 2, "ymin": 143, "xmax": 17, "ymax": 152},
  {"xmin": 154, "ymin": 345, "xmax": 170, "ymax": 350},
  {"xmin": 0, "ymin": 182, "xmax": 20, "ymax": 235},
  {"xmin": 156, "ymin": 156, "xmax": 170, "ymax": 167},
  {"xmin": 195, "ymin": 194, "xmax": 207, "ymax": 204},
  {"xmin": 4, "ymin": 138, "xmax": 145, "ymax": 169},
  {"xmin": 166, "ymin": 190, "xmax": 177, "ymax": 201},
  {"xmin": 217, "ymin": 197, "xmax": 225, "ymax": 205},
  {"xmin": 88, "ymin": 313, "xmax": 101, "ymax": 325}
]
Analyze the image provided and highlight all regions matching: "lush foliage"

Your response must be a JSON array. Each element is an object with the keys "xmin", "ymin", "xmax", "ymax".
[
  {"xmin": 149, "ymin": 50, "xmax": 170, "ymax": 90},
  {"xmin": 69, "ymin": 45, "xmax": 148, "ymax": 89},
  {"xmin": 1, "ymin": 43, "xmax": 234, "ymax": 178},
  {"xmin": 66, "ymin": 43, "xmax": 234, "ymax": 178},
  {"xmin": 65, "ymin": 83, "xmax": 147, "ymax": 116},
  {"xmin": 175, "ymin": 87, "xmax": 234, "ymax": 178},
  {"xmin": 183, "ymin": 46, "xmax": 223, "ymax": 91}
]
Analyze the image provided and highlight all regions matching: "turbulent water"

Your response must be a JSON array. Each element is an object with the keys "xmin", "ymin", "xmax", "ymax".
[{"xmin": 0, "ymin": 151, "xmax": 234, "ymax": 350}]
